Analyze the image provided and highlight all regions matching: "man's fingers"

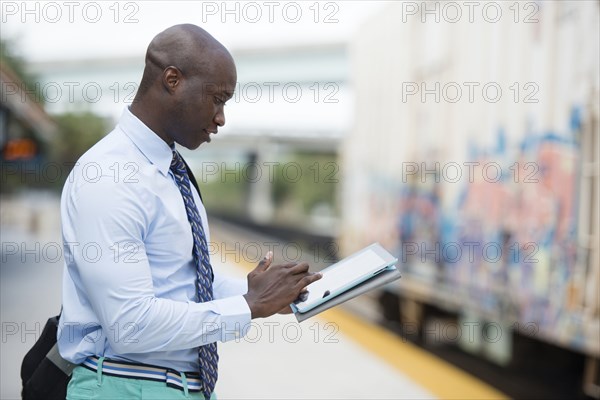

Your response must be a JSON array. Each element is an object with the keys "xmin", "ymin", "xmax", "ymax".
[
  {"xmin": 288, "ymin": 262, "xmax": 309, "ymax": 275},
  {"xmin": 255, "ymin": 251, "xmax": 273, "ymax": 272},
  {"xmin": 295, "ymin": 272, "xmax": 322, "ymax": 290}
]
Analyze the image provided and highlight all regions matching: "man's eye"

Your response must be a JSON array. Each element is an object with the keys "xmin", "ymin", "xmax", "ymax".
[{"xmin": 214, "ymin": 97, "xmax": 225, "ymax": 105}]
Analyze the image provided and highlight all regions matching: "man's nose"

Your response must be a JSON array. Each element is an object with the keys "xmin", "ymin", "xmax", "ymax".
[{"xmin": 214, "ymin": 111, "xmax": 225, "ymax": 127}]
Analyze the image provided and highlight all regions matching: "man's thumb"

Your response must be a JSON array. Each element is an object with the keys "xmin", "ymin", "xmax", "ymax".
[{"xmin": 256, "ymin": 251, "xmax": 273, "ymax": 272}]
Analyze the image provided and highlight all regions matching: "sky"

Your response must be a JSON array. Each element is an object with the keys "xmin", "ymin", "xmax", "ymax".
[{"xmin": 2, "ymin": 1, "xmax": 386, "ymax": 62}]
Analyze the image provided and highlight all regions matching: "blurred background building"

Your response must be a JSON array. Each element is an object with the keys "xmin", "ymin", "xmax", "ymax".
[{"xmin": 1, "ymin": 1, "xmax": 599, "ymax": 399}]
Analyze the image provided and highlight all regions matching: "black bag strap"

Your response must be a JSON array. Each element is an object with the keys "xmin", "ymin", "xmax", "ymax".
[
  {"xmin": 22, "ymin": 154, "xmax": 205, "ymax": 396},
  {"xmin": 181, "ymin": 156, "xmax": 203, "ymax": 203}
]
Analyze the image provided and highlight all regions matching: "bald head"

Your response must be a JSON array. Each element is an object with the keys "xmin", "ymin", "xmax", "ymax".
[
  {"xmin": 131, "ymin": 24, "xmax": 237, "ymax": 149},
  {"xmin": 137, "ymin": 24, "xmax": 234, "ymax": 97}
]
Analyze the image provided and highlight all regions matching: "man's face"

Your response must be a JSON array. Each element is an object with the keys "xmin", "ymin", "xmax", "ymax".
[{"xmin": 169, "ymin": 53, "xmax": 237, "ymax": 150}]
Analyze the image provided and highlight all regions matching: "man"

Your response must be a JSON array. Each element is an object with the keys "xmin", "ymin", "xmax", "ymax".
[{"xmin": 58, "ymin": 24, "xmax": 321, "ymax": 399}]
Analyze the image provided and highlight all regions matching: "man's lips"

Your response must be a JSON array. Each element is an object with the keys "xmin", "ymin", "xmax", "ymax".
[{"xmin": 202, "ymin": 129, "xmax": 215, "ymax": 142}]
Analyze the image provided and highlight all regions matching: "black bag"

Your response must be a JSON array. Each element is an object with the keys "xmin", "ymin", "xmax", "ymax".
[{"xmin": 21, "ymin": 313, "xmax": 75, "ymax": 400}]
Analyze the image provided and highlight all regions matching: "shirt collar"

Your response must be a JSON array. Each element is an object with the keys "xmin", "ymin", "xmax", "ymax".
[{"xmin": 118, "ymin": 106, "xmax": 173, "ymax": 176}]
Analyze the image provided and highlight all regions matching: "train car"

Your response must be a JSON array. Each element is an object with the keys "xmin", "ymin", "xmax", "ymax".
[{"xmin": 340, "ymin": 2, "xmax": 599, "ymax": 396}]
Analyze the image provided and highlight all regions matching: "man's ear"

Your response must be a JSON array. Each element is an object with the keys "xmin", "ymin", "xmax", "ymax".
[{"xmin": 162, "ymin": 66, "xmax": 182, "ymax": 94}]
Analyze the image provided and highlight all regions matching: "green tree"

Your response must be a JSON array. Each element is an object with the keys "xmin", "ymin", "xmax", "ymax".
[{"xmin": 0, "ymin": 38, "xmax": 45, "ymax": 103}]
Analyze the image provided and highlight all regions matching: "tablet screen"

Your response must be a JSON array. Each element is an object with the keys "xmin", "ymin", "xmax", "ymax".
[{"xmin": 294, "ymin": 248, "xmax": 387, "ymax": 310}]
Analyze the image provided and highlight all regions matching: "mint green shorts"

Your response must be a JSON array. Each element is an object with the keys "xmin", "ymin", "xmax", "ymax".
[{"xmin": 67, "ymin": 362, "xmax": 216, "ymax": 400}]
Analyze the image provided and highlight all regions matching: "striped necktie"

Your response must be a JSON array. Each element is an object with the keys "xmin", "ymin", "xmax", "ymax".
[{"xmin": 170, "ymin": 149, "xmax": 218, "ymax": 399}]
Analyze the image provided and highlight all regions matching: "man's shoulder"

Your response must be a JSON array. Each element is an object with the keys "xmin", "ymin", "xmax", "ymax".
[
  {"xmin": 64, "ymin": 127, "xmax": 152, "ymax": 197},
  {"xmin": 77, "ymin": 127, "xmax": 135, "ymax": 165}
]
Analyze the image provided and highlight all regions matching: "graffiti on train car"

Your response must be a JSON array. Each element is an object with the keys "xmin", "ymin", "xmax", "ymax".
[{"xmin": 390, "ymin": 108, "xmax": 584, "ymax": 345}]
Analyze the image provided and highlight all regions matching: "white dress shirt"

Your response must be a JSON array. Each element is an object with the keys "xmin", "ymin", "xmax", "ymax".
[{"xmin": 58, "ymin": 107, "xmax": 251, "ymax": 372}]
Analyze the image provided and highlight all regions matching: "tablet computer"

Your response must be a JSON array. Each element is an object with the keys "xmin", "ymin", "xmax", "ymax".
[{"xmin": 291, "ymin": 243, "xmax": 398, "ymax": 314}]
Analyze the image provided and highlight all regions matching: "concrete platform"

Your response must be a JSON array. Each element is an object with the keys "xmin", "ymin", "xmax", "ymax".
[{"xmin": 214, "ymin": 256, "xmax": 434, "ymax": 400}]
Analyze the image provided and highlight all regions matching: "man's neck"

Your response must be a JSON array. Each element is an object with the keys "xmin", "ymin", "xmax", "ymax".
[{"xmin": 129, "ymin": 100, "xmax": 174, "ymax": 146}]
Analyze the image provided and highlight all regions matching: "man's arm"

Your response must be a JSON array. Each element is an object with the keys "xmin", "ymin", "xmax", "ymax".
[
  {"xmin": 64, "ymin": 178, "xmax": 250, "ymax": 354},
  {"xmin": 212, "ymin": 270, "xmax": 247, "ymax": 299}
]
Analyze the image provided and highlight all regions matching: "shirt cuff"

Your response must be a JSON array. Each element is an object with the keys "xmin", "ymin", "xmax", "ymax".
[{"xmin": 212, "ymin": 295, "xmax": 252, "ymax": 342}]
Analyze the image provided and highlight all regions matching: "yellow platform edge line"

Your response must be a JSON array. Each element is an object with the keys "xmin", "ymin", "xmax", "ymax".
[
  {"xmin": 213, "ymin": 240, "xmax": 509, "ymax": 400},
  {"xmin": 319, "ymin": 307, "xmax": 509, "ymax": 400}
]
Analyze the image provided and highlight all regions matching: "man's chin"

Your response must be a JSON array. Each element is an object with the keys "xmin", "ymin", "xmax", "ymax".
[{"xmin": 177, "ymin": 139, "xmax": 204, "ymax": 151}]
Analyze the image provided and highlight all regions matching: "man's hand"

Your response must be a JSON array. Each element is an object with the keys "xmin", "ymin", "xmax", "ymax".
[
  {"xmin": 277, "ymin": 287, "xmax": 309, "ymax": 314},
  {"xmin": 243, "ymin": 252, "xmax": 322, "ymax": 319}
]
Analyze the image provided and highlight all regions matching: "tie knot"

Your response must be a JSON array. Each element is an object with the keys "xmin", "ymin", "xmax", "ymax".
[
  {"xmin": 170, "ymin": 149, "xmax": 178, "ymax": 165},
  {"xmin": 170, "ymin": 150, "xmax": 184, "ymax": 173}
]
